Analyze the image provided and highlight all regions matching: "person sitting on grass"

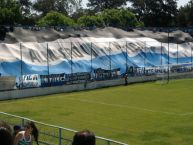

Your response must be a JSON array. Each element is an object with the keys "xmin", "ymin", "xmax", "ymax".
[
  {"xmin": 72, "ymin": 130, "xmax": 96, "ymax": 145},
  {"xmin": 14, "ymin": 121, "xmax": 39, "ymax": 145},
  {"xmin": 0, "ymin": 121, "xmax": 13, "ymax": 145}
]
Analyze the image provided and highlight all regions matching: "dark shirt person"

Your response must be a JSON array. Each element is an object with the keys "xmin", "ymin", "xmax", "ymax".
[
  {"xmin": 13, "ymin": 125, "xmax": 21, "ymax": 138},
  {"xmin": 72, "ymin": 130, "xmax": 95, "ymax": 145},
  {"xmin": 124, "ymin": 73, "xmax": 128, "ymax": 86}
]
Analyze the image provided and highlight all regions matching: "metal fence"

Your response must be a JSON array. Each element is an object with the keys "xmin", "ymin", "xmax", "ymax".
[{"xmin": 0, "ymin": 112, "xmax": 128, "ymax": 145}]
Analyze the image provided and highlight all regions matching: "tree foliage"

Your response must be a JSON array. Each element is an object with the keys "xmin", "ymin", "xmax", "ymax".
[
  {"xmin": 71, "ymin": 8, "xmax": 96, "ymax": 21},
  {"xmin": 33, "ymin": 0, "xmax": 79, "ymax": 16},
  {"xmin": 87, "ymin": 0, "xmax": 129, "ymax": 13},
  {"xmin": 101, "ymin": 9, "xmax": 143, "ymax": 28},
  {"xmin": 19, "ymin": 0, "xmax": 32, "ymax": 17},
  {"xmin": 0, "ymin": 0, "xmax": 192, "ymax": 29},
  {"xmin": 177, "ymin": 0, "xmax": 193, "ymax": 27},
  {"xmin": 129, "ymin": 0, "xmax": 178, "ymax": 27},
  {"xmin": 77, "ymin": 15, "xmax": 104, "ymax": 27},
  {"xmin": 77, "ymin": 9, "xmax": 143, "ymax": 28},
  {"xmin": 0, "ymin": 0, "xmax": 21, "ymax": 25},
  {"xmin": 37, "ymin": 11, "xmax": 75, "ymax": 27}
]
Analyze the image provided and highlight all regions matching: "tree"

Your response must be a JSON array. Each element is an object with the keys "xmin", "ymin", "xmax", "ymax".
[
  {"xmin": 101, "ymin": 9, "xmax": 143, "ymax": 28},
  {"xmin": 100, "ymin": 9, "xmax": 120, "ymax": 27},
  {"xmin": 71, "ymin": 8, "xmax": 96, "ymax": 21},
  {"xmin": 177, "ymin": 0, "xmax": 193, "ymax": 26},
  {"xmin": 18, "ymin": 0, "xmax": 32, "ymax": 17},
  {"xmin": 0, "ymin": 0, "xmax": 22, "ymax": 25},
  {"xmin": 77, "ymin": 15, "xmax": 104, "ymax": 27},
  {"xmin": 77, "ymin": 9, "xmax": 143, "ymax": 28},
  {"xmin": 17, "ymin": 0, "xmax": 38, "ymax": 25},
  {"xmin": 37, "ymin": 11, "xmax": 75, "ymax": 27},
  {"xmin": 119, "ymin": 9, "xmax": 144, "ymax": 28},
  {"xmin": 33, "ymin": 0, "xmax": 80, "ymax": 16},
  {"xmin": 87, "ymin": 0, "xmax": 129, "ymax": 13},
  {"xmin": 129, "ymin": 0, "xmax": 178, "ymax": 27}
]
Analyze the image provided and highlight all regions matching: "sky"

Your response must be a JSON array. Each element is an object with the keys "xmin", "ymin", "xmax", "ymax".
[
  {"xmin": 178, "ymin": 0, "xmax": 190, "ymax": 7},
  {"xmin": 81, "ymin": 0, "xmax": 190, "ymax": 8},
  {"xmin": 32, "ymin": 0, "xmax": 190, "ymax": 8}
]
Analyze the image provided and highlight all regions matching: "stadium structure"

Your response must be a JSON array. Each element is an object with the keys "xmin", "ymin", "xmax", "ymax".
[
  {"xmin": 0, "ymin": 26, "xmax": 193, "ymax": 145},
  {"xmin": 1, "ymin": 36, "xmax": 192, "ymax": 75},
  {"xmin": 0, "ymin": 27, "xmax": 193, "ymax": 91}
]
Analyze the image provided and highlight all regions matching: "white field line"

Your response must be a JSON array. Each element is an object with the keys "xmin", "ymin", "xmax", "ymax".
[
  {"xmin": 65, "ymin": 98, "xmax": 193, "ymax": 117},
  {"xmin": 180, "ymin": 112, "xmax": 193, "ymax": 116},
  {"xmin": 1, "ymin": 96, "xmax": 192, "ymax": 117}
]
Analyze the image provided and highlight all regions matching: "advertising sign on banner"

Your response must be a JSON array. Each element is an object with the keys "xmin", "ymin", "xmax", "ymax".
[
  {"xmin": 65, "ymin": 72, "xmax": 91, "ymax": 84},
  {"xmin": 19, "ymin": 74, "xmax": 39, "ymax": 88},
  {"xmin": 94, "ymin": 68, "xmax": 120, "ymax": 80},
  {"xmin": 40, "ymin": 73, "xmax": 66, "ymax": 87}
]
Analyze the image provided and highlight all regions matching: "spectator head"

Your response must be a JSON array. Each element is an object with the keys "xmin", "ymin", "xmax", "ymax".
[
  {"xmin": 72, "ymin": 130, "xmax": 95, "ymax": 145},
  {"xmin": 13, "ymin": 125, "xmax": 21, "ymax": 136},
  {"xmin": 0, "ymin": 121, "xmax": 13, "ymax": 145}
]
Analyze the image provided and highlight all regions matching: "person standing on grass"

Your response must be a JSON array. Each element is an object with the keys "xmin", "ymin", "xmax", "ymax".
[{"xmin": 14, "ymin": 121, "xmax": 39, "ymax": 145}]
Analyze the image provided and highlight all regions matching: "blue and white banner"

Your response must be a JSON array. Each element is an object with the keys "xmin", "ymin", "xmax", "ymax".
[
  {"xmin": 40, "ymin": 73, "xmax": 66, "ymax": 87},
  {"xmin": 0, "ymin": 37, "xmax": 193, "ymax": 78},
  {"xmin": 19, "ymin": 74, "xmax": 39, "ymax": 88}
]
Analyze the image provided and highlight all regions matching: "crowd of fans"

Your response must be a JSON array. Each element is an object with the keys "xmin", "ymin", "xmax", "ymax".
[{"xmin": 0, "ymin": 120, "xmax": 95, "ymax": 145}]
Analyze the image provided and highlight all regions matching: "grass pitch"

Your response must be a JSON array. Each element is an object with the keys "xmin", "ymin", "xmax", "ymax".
[{"xmin": 1, "ymin": 79, "xmax": 193, "ymax": 145}]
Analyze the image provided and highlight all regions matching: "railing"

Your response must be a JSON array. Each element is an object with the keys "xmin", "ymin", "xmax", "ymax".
[{"xmin": 0, "ymin": 112, "xmax": 128, "ymax": 145}]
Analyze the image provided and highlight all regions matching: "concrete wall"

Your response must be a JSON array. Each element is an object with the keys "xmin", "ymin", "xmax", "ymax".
[
  {"xmin": 0, "ymin": 72, "xmax": 193, "ymax": 101},
  {"xmin": 0, "ymin": 76, "xmax": 16, "ymax": 91},
  {"xmin": 0, "ymin": 79, "xmax": 124, "ymax": 100}
]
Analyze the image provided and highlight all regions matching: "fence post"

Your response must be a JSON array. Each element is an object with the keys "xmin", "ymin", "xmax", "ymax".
[
  {"xmin": 107, "ymin": 140, "xmax": 110, "ymax": 145},
  {"xmin": 91, "ymin": 42, "xmax": 93, "ymax": 75},
  {"xmin": 71, "ymin": 42, "xmax": 73, "ymax": 75},
  {"xmin": 191, "ymin": 45, "xmax": 193, "ymax": 71},
  {"xmin": 126, "ymin": 41, "xmax": 128, "ymax": 73},
  {"xmin": 21, "ymin": 118, "xmax": 25, "ymax": 127},
  {"xmin": 20, "ymin": 43, "xmax": 23, "ymax": 89},
  {"xmin": 109, "ymin": 42, "xmax": 111, "ymax": 79},
  {"xmin": 167, "ymin": 30, "xmax": 170, "ymax": 83},
  {"xmin": 161, "ymin": 42, "xmax": 163, "ymax": 66},
  {"xmin": 177, "ymin": 43, "xmax": 179, "ymax": 64},
  {"xmin": 59, "ymin": 128, "xmax": 62, "ymax": 145},
  {"xmin": 144, "ymin": 41, "xmax": 146, "ymax": 75},
  {"xmin": 47, "ymin": 43, "xmax": 50, "ymax": 86}
]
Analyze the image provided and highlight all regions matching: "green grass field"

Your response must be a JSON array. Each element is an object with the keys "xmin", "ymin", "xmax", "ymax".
[{"xmin": 1, "ymin": 78, "xmax": 193, "ymax": 145}]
